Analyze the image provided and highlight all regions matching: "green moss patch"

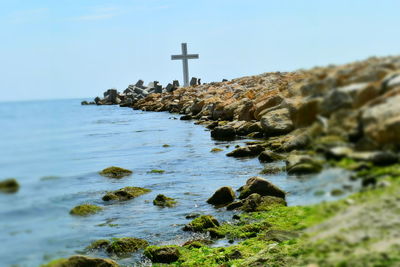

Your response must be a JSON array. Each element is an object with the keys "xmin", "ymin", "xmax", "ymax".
[
  {"xmin": 99, "ymin": 166, "xmax": 132, "ymax": 179},
  {"xmin": 69, "ymin": 204, "xmax": 103, "ymax": 216},
  {"xmin": 153, "ymin": 194, "xmax": 177, "ymax": 207},
  {"xmin": 106, "ymin": 237, "xmax": 149, "ymax": 257},
  {"xmin": 183, "ymin": 215, "xmax": 220, "ymax": 232},
  {"xmin": 102, "ymin": 186, "xmax": 151, "ymax": 201}
]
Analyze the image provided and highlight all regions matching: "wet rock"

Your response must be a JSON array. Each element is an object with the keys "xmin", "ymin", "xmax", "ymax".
[
  {"xmin": 237, "ymin": 193, "xmax": 286, "ymax": 212},
  {"xmin": 185, "ymin": 213, "xmax": 201, "ymax": 219},
  {"xmin": 259, "ymin": 167, "xmax": 282, "ymax": 175},
  {"xmin": 69, "ymin": 204, "xmax": 102, "ymax": 216},
  {"xmin": 292, "ymin": 97, "xmax": 322, "ymax": 128},
  {"xmin": 286, "ymin": 154, "xmax": 323, "ymax": 175},
  {"xmin": 238, "ymin": 176, "xmax": 285, "ymax": 200},
  {"xmin": 153, "ymin": 194, "xmax": 177, "ymax": 207},
  {"xmin": 182, "ymin": 239, "xmax": 213, "ymax": 248},
  {"xmin": 210, "ymin": 148, "xmax": 223, "ymax": 153},
  {"xmin": 102, "ymin": 186, "xmax": 151, "ymax": 201},
  {"xmin": 207, "ymin": 186, "xmax": 235, "ymax": 206},
  {"xmin": 226, "ymin": 144, "xmax": 264, "ymax": 158},
  {"xmin": 0, "ymin": 178, "xmax": 19, "ymax": 193},
  {"xmin": 41, "ymin": 255, "xmax": 118, "ymax": 267},
  {"xmin": 99, "ymin": 166, "xmax": 132, "ymax": 179},
  {"xmin": 226, "ymin": 201, "xmax": 244, "ymax": 210},
  {"xmin": 260, "ymin": 108, "xmax": 294, "ymax": 136},
  {"xmin": 180, "ymin": 115, "xmax": 192, "ymax": 120},
  {"xmin": 183, "ymin": 215, "xmax": 220, "ymax": 232},
  {"xmin": 210, "ymin": 125, "xmax": 236, "ymax": 140},
  {"xmin": 144, "ymin": 246, "xmax": 180, "ymax": 264},
  {"xmin": 258, "ymin": 150, "xmax": 285, "ymax": 163},
  {"xmin": 106, "ymin": 237, "xmax": 149, "ymax": 257},
  {"xmin": 85, "ymin": 239, "xmax": 110, "ymax": 250}
]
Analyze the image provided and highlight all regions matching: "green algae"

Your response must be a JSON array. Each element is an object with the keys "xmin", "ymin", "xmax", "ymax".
[
  {"xmin": 69, "ymin": 204, "xmax": 103, "ymax": 216},
  {"xmin": 183, "ymin": 215, "xmax": 220, "ymax": 232},
  {"xmin": 99, "ymin": 166, "xmax": 132, "ymax": 179},
  {"xmin": 153, "ymin": 194, "xmax": 177, "ymax": 207},
  {"xmin": 106, "ymin": 237, "xmax": 149, "ymax": 257},
  {"xmin": 102, "ymin": 186, "xmax": 151, "ymax": 201}
]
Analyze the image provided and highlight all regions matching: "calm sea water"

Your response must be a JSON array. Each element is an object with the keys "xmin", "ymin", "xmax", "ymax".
[{"xmin": 0, "ymin": 99, "xmax": 357, "ymax": 267}]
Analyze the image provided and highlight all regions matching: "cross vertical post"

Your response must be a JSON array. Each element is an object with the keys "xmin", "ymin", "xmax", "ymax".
[{"xmin": 171, "ymin": 43, "xmax": 199, "ymax": 87}]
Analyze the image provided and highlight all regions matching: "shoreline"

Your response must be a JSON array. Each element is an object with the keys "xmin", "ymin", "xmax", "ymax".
[{"xmin": 45, "ymin": 55, "xmax": 400, "ymax": 266}]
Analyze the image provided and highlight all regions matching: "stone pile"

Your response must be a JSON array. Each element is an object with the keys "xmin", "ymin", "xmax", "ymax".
[{"xmin": 82, "ymin": 78, "xmax": 187, "ymax": 107}]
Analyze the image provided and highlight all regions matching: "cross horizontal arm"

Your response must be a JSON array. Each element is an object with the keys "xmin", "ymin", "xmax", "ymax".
[{"xmin": 171, "ymin": 54, "xmax": 199, "ymax": 60}]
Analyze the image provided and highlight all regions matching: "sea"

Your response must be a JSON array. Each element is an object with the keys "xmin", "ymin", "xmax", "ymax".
[{"xmin": 0, "ymin": 99, "xmax": 357, "ymax": 266}]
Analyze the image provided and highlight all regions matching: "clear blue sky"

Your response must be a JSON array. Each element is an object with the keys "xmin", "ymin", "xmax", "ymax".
[{"xmin": 1, "ymin": 0, "xmax": 399, "ymax": 101}]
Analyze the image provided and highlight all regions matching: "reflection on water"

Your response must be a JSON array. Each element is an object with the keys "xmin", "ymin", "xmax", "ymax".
[{"xmin": 0, "ymin": 99, "xmax": 358, "ymax": 266}]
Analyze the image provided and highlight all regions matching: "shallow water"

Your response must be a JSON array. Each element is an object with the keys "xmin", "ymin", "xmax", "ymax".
[{"xmin": 0, "ymin": 99, "xmax": 358, "ymax": 267}]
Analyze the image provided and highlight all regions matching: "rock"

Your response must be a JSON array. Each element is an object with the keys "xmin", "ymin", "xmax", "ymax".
[
  {"xmin": 254, "ymin": 95, "xmax": 284, "ymax": 120},
  {"xmin": 292, "ymin": 97, "xmax": 322, "ymax": 128},
  {"xmin": 41, "ymin": 255, "xmax": 118, "ymax": 267},
  {"xmin": 369, "ymin": 151, "xmax": 399, "ymax": 166},
  {"xmin": 210, "ymin": 126, "xmax": 236, "ymax": 140},
  {"xmin": 85, "ymin": 239, "xmax": 111, "ymax": 250},
  {"xmin": 70, "ymin": 204, "xmax": 102, "ymax": 216},
  {"xmin": 99, "ymin": 166, "xmax": 132, "ymax": 179},
  {"xmin": 260, "ymin": 108, "xmax": 294, "ymax": 136},
  {"xmin": 106, "ymin": 237, "xmax": 149, "ymax": 257},
  {"xmin": 259, "ymin": 167, "xmax": 282, "ymax": 175},
  {"xmin": 320, "ymin": 89, "xmax": 353, "ymax": 117},
  {"xmin": 190, "ymin": 77, "xmax": 198, "ymax": 86},
  {"xmin": 226, "ymin": 145, "xmax": 264, "ymax": 158},
  {"xmin": 180, "ymin": 115, "xmax": 192, "ymax": 120},
  {"xmin": 286, "ymin": 154, "xmax": 323, "ymax": 175},
  {"xmin": 361, "ymin": 94, "xmax": 400, "ymax": 146},
  {"xmin": 258, "ymin": 150, "xmax": 285, "ymax": 163},
  {"xmin": 102, "ymin": 186, "xmax": 151, "ymax": 201},
  {"xmin": 173, "ymin": 80, "xmax": 180, "ymax": 88},
  {"xmin": 239, "ymin": 193, "xmax": 286, "ymax": 212},
  {"xmin": 381, "ymin": 71, "xmax": 400, "ymax": 94},
  {"xmin": 144, "ymin": 246, "xmax": 180, "ymax": 264},
  {"xmin": 153, "ymin": 194, "xmax": 177, "ymax": 207},
  {"xmin": 324, "ymin": 146, "xmax": 354, "ymax": 160},
  {"xmin": 226, "ymin": 201, "xmax": 244, "ymax": 210},
  {"xmin": 154, "ymin": 85, "xmax": 163, "ymax": 94},
  {"xmin": 238, "ymin": 177, "xmax": 285, "ymax": 200},
  {"xmin": 81, "ymin": 101, "xmax": 89, "ymax": 105},
  {"xmin": 0, "ymin": 178, "xmax": 19, "ymax": 193},
  {"xmin": 185, "ymin": 213, "xmax": 201, "ymax": 219},
  {"xmin": 210, "ymin": 147, "xmax": 223, "ymax": 153},
  {"xmin": 207, "ymin": 186, "xmax": 235, "ymax": 206},
  {"xmin": 236, "ymin": 121, "xmax": 263, "ymax": 136},
  {"xmin": 135, "ymin": 79, "xmax": 145, "ymax": 88},
  {"xmin": 183, "ymin": 215, "xmax": 220, "ymax": 232}
]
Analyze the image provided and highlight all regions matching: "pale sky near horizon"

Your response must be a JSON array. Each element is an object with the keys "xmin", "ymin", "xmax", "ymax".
[{"xmin": 1, "ymin": 0, "xmax": 400, "ymax": 102}]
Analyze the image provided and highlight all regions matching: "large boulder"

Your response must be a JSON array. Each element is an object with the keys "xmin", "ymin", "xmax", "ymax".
[
  {"xmin": 42, "ymin": 255, "xmax": 118, "ymax": 267},
  {"xmin": 258, "ymin": 150, "xmax": 285, "ymax": 163},
  {"xmin": 210, "ymin": 125, "xmax": 236, "ymax": 140},
  {"xmin": 226, "ymin": 145, "xmax": 264, "ymax": 158},
  {"xmin": 260, "ymin": 108, "xmax": 294, "ymax": 136},
  {"xmin": 292, "ymin": 97, "xmax": 322, "ymax": 128},
  {"xmin": 238, "ymin": 177, "xmax": 285, "ymax": 200},
  {"xmin": 254, "ymin": 94, "xmax": 284, "ymax": 120},
  {"xmin": 286, "ymin": 154, "xmax": 323, "ymax": 175},
  {"xmin": 207, "ymin": 186, "xmax": 235, "ymax": 206},
  {"xmin": 320, "ymin": 89, "xmax": 353, "ymax": 117},
  {"xmin": 144, "ymin": 246, "xmax": 180, "ymax": 264},
  {"xmin": 361, "ymin": 94, "xmax": 400, "ymax": 147}
]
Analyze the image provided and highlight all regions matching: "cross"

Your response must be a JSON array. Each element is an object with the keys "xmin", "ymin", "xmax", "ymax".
[{"xmin": 171, "ymin": 43, "xmax": 199, "ymax": 87}]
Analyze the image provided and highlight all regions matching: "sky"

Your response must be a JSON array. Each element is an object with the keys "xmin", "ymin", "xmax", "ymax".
[{"xmin": 0, "ymin": 0, "xmax": 400, "ymax": 102}]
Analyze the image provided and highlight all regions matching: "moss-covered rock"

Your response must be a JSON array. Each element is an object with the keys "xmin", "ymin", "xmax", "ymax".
[
  {"xmin": 258, "ymin": 150, "xmax": 285, "ymax": 163},
  {"xmin": 240, "ymin": 193, "xmax": 287, "ymax": 212},
  {"xmin": 207, "ymin": 186, "xmax": 235, "ymax": 206},
  {"xmin": 41, "ymin": 255, "xmax": 118, "ymax": 267},
  {"xmin": 0, "ymin": 178, "xmax": 19, "ymax": 193},
  {"xmin": 259, "ymin": 167, "xmax": 282, "ymax": 175},
  {"xmin": 286, "ymin": 154, "xmax": 323, "ymax": 175},
  {"xmin": 238, "ymin": 176, "xmax": 286, "ymax": 200},
  {"xmin": 153, "ymin": 194, "xmax": 177, "ymax": 207},
  {"xmin": 182, "ymin": 239, "xmax": 214, "ymax": 249},
  {"xmin": 144, "ymin": 246, "xmax": 181, "ymax": 263},
  {"xmin": 106, "ymin": 237, "xmax": 149, "ymax": 257},
  {"xmin": 210, "ymin": 148, "xmax": 223, "ymax": 153},
  {"xmin": 183, "ymin": 215, "xmax": 220, "ymax": 232},
  {"xmin": 102, "ymin": 186, "xmax": 150, "ymax": 201},
  {"xmin": 99, "ymin": 166, "xmax": 132, "ymax": 179},
  {"xmin": 85, "ymin": 239, "xmax": 110, "ymax": 250},
  {"xmin": 69, "ymin": 204, "xmax": 102, "ymax": 216}
]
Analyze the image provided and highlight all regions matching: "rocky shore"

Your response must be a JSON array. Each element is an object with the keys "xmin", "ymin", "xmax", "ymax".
[{"xmin": 48, "ymin": 55, "xmax": 400, "ymax": 266}]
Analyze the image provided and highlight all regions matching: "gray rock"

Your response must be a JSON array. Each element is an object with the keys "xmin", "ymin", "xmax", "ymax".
[
  {"xmin": 320, "ymin": 89, "xmax": 353, "ymax": 116},
  {"xmin": 190, "ymin": 77, "xmax": 198, "ymax": 86},
  {"xmin": 260, "ymin": 108, "xmax": 294, "ymax": 136}
]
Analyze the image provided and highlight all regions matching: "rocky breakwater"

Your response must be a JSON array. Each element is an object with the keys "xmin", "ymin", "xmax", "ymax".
[{"xmin": 123, "ymin": 56, "xmax": 400, "ymax": 164}]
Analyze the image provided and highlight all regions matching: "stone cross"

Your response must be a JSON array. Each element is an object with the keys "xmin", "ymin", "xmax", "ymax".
[{"xmin": 171, "ymin": 43, "xmax": 199, "ymax": 87}]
